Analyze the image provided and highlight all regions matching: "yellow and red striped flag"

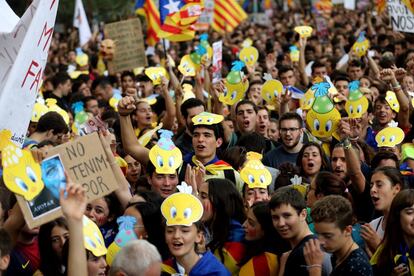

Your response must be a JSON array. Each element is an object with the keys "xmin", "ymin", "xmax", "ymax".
[
  {"xmin": 212, "ymin": 0, "xmax": 247, "ymax": 34},
  {"xmin": 135, "ymin": 0, "xmax": 163, "ymax": 46},
  {"xmin": 402, "ymin": 0, "xmax": 414, "ymax": 14},
  {"xmin": 376, "ymin": 0, "xmax": 387, "ymax": 14}
]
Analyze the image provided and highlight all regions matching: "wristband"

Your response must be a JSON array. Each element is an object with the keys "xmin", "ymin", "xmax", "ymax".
[
  {"xmin": 393, "ymin": 83, "xmax": 402, "ymax": 90},
  {"xmin": 342, "ymin": 138, "xmax": 352, "ymax": 150},
  {"xmin": 306, "ymin": 264, "xmax": 322, "ymax": 271}
]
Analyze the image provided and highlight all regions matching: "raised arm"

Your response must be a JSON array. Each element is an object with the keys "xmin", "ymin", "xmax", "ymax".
[
  {"xmin": 298, "ymin": 37, "xmax": 310, "ymax": 88},
  {"xmin": 118, "ymin": 96, "xmax": 150, "ymax": 167},
  {"xmin": 60, "ymin": 179, "xmax": 88, "ymax": 276},
  {"xmin": 380, "ymin": 68, "xmax": 411, "ymax": 129},
  {"xmin": 339, "ymin": 119, "xmax": 366, "ymax": 194},
  {"xmin": 160, "ymin": 76, "xmax": 177, "ymax": 130},
  {"xmin": 99, "ymin": 130, "xmax": 132, "ymax": 210}
]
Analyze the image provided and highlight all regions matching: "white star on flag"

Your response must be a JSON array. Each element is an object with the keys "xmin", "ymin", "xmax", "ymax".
[{"xmin": 164, "ymin": 0, "xmax": 181, "ymax": 14}]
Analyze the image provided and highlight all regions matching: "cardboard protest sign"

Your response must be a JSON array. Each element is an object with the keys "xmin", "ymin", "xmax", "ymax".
[
  {"xmin": 388, "ymin": 0, "xmax": 414, "ymax": 33},
  {"xmin": 212, "ymin": 41, "xmax": 223, "ymax": 84},
  {"xmin": 17, "ymin": 133, "xmax": 119, "ymax": 228},
  {"xmin": 0, "ymin": 0, "xmax": 59, "ymax": 146},
  {"xmin": 104, "ymin": 18, "xmax": 147, "ymax": 72}
]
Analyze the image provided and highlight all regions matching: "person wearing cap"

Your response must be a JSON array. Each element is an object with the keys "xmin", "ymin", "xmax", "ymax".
[
  {"xmin": 161, "ymin": 182, "xmax": 230, "ymax": 275},
  {"xmin": 179, "ymin": 112, "xmax": 243, "ymax": 192}
]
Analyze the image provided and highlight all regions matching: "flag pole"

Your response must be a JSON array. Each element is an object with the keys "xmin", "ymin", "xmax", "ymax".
[{"xmin": 162, "ymin": 38, "xmax": 168, "ymax": 60}]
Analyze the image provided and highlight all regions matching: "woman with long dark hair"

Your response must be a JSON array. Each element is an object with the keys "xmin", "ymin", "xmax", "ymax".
[
  {"xmin": 371, "ymin": 189, "xmax": 414, "ymax": 275},
  {"xmin": 38, "ymin": 218, "xmax": 69, "ymax": 276},
  {"xmin": 198, "ymin": 178, "xmax": 246, "ymax": 275},
  {"xmin": 239, "ymin": 202, "xmax": 289, "ymax": 276},
  {"xmin": 296, "ymin": 142, "xmax": 329, "ymax": 184}
]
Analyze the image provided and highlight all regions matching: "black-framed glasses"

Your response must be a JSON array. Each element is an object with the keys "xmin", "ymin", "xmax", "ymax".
[{"xmin": 280, "ymin": 127, "xmax": 301, "ymax": 134}]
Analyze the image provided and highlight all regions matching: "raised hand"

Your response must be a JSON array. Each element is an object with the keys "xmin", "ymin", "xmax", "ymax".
[
  {"xmin": 117, "ymin": 96, "xmax": 136, "ymax": 116},
  {"xmin": 60, "ymin": 174, "xmax": 87, "ymax": 221}
]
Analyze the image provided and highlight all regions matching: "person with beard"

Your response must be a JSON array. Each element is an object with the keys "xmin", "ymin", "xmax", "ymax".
[
  {"xmin": 331, "ymin": 119, "xmax": 374, "ymax": 222},
  {"xmin": 263, "ymin": 112, "xmax": 304, "ymax": 169},
  {"xmin": 174, "ymin": 98, "xmax": 205, "ymax": 156}
]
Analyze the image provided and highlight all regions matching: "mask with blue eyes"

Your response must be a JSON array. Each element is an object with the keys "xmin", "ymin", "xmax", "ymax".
[
  {"xmin": 0, "ymin": 130, "xmax": 45, "ymax": 201},
  {"xmin": 161, "ymin": 182, "xmax": 203, "ymax": 226},
  {"xmin": 83, "ymin": 216, "xmax": 107, "ymax": 257},
  {"xmin": 240, "ymin": 152, "xmax": 272, "ymax": 189},
  {"xmin": 149, "ymin": 129, "xmax": 183, "ymax": 174}
]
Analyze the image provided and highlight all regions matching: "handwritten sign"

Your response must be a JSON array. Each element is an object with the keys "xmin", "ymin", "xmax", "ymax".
[
  {"xmin": 388, "ymin": 0, "xmax": 414, "ymax": 33},
  {"xmin": 17, "ymin": 133, "xmax": 118, "ymax": 228},
  {"xmin": 0, "ymin": 0, "xmax": 59, "ymax": 146},
  {"xmin": 104, "ymin": 18, "xmax": 147, "ymax": 72}
]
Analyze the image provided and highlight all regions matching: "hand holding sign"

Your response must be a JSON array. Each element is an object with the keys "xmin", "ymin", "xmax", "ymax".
[{"xmin": 60, "ymin": 174, "xmax": 87, "ymax": 221}]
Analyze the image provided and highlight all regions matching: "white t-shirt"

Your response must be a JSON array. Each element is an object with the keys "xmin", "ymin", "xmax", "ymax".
[{"xmin": 369, "ymin": 216, "xmax": 385, "ymax": 239}]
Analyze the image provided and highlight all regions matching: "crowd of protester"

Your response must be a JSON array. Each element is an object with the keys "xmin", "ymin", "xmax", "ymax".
[{"xmin": 3, "ymin": 3, "xmax": 414, "ymax": 276}]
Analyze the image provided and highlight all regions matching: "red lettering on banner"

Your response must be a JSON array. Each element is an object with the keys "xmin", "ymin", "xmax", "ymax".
[
  {"xmin": 50, "ymin": 0, "xmax": 57, "ymax": 10},
  {"xmin": 21, "ymin": 60, "xmax": 42, "ymax": 92},
  {"xmin": 37, "ymin": 22, "xmax": 53, "ymax": 51}
]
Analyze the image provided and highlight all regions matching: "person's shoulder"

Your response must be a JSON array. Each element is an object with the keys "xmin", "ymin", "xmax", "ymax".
[
  {"xmin": 193, "ymin": 251, "xmax": 231, "ymax": 276},
  {"xmin": 342, "ymin": 248, "xmax": 372, "ymax": 274}
]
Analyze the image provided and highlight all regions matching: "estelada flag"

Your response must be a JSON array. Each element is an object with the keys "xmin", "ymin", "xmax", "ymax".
[
  {"xmin": 212, "ymin": 0, "xmax": 247, "ymax": 34},
  {"xmin": 158, "ymin": 0, "xmax": 203, "ymax": 41}
]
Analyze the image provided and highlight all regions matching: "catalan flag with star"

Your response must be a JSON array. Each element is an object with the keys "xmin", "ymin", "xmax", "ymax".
[
  {"xmin": 135, "ymin": 0, "xmax": 163, "ymax": 46},
  {"xmin": 159, "ymin": 0, "xmax": 204, "ymax": 41}
]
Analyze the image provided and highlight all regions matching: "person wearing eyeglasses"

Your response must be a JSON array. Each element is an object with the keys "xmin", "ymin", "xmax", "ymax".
[{"xmin": 263, "ymin": 112, "xmax": 304, "ymax": 170}]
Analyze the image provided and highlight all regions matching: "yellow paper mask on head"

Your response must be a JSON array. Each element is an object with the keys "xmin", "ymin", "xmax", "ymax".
[
  {"xmin": 178, "ymin": 46, "xmax": 206, "ymax": 77},
  {"xmin": 294, "ymin": 26, "xmax": 313, "ymax": 38},
  {"xmin": 0, "ymin": 130, "xmax": 44, "ymax": 201},
  {"xmin": 83, "ymin": 216, "xmax": 107, "ymax": 257},
  {"xmin": 31, "ymin": 98, "xmax": 49, "ymax": 123},
  {"xmin": 306, "ymin": 82, "xmax": 341, "ymax": 139},
  {"xmin": 220, "ymin": 79, "xmax": 249, "ymax": 106},
  {"xmin": 240, "ymin": 152, "xmax": 272, "ymax": 189},
  {"xmin": 375, "ymin": 121, "xmax": 405, "ymax": 148},
  {"xmin": 386, "ymin": 91, "xmax": 400, "ymax": 113},
  {"xmin": 149, "ymin": 130, "xmax": 182, "ymax": 174},
  {"xmin": 262, "ymin": 73, "xmax": 283, "ymax": 104},
  {"xmin": 45, "ymin": 98, "xmax": 70, "ymax": 125},
  {"xmin": 145, "ymin": 67, "xmax": 169, "ymax": 85},
  {"xmin": 239, "ymin": 39, "xmax": 259, "ymax": 67},
  {"xmin": 300, "ymin": 88, "xmax": 315, "ymax": 111},
  {"xmin": 161, "ymin": 182, "xmax": 203, "ymax": 226},
  {"xmin": 345, "ymin": 81, "xmax": 369, "ymax": 119},
  {"xmin": 192, "ymin": 112, "xmax": 224, "ymax": 125},
  {"xmin": 289, "ymin": 175, "xmax": 307, "ymax": 197},
  {"xmin": 352, "ymin": 32, "xmax": 370, "ymax": 58},
  {"xmin": 138, "ymin": 123, "xmax": 163, "ymax": 147},
  {"xmin": 106, "ymin": 216, "xmax": 138, "ymax": 265}
]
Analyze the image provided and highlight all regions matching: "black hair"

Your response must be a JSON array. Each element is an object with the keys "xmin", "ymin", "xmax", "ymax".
[
  {"xmin": 278, "ymin": 112, "xmax": 303, "ymax": 128},
  {"xmin": 52, "ymin": 72, "xmax": 71, "ymax": 88},
  {"xmin": 296, "ymin": 142, "xmax": 330, "ymax": 178},
  {"xmin": 38, "ymin": 218, "xmax": 68, "ymax": 276},
  {"xmin": 127, "ymin": 201, "xmax": 169, "ymax": 260},
  {"xmin": 221, "ymin": 146, "xmax": 247, "ymax": 171},
  {"xmin": 311, "ymin": 60, "xmax": 326, "ymax": 72},
  {"xmin": 121, "ymin": 71, "xmax": 135, "ymax": 81},
  {"xmin": 237, "ymin": 133, "xmax": 267, "ymax": 154},
  {"xmin": 372, "ymin": 166, "xmax": 405, "ymax": 189},
  {"xmin": 240, "ymin": 202, "xmax": 289, "ymax": 266},
  {"xmin": 36, "ymin": 111, "xmax": 69, "ymax": 134},
  {"xmin": 0, "ymin": 229, "xmax": 12, "ymax": 257},
  {"xmin": 180, "ymin": 98, "xmax": 205, "ymax": 119},
  {"xmin": 191, "ymin": 122, "xmax": 225, "ymax": 141},
  {"xmin": 235, "ymin": 99, "xmax": 258, "ymax": 114},
  {"xmin": 91, "ymin": 77, "xmax": 112, "ymax": 91},
  {"xmin": 135, "ymin": 74, "xmax": 151, "ymax": 83},
  {"xmin": 269, "ymin": 186, "xmax": 306, "ymax": 214},
  {"xmin": 278, "ymin": 65, "xmax": 294, "ymax": 77},
  {"xmin": 205, "ymin": 178, "xmax": 246, "ymax": 263},
  {"xmin": 371, "ymin": 151, "xmax": 399, "ymax": 170}
]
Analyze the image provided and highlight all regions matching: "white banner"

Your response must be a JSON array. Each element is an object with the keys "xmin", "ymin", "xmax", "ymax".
[
  {"xmin": 0, "ymin": 0, "xmax": 59, "ymax": 146},
  {"xmin": 73, "ymin": 0, "xmax": 91, "ymax": 47},
  {"xmin": 388, "ymin": 0, "xmax": 414, "ymax": 33}
]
